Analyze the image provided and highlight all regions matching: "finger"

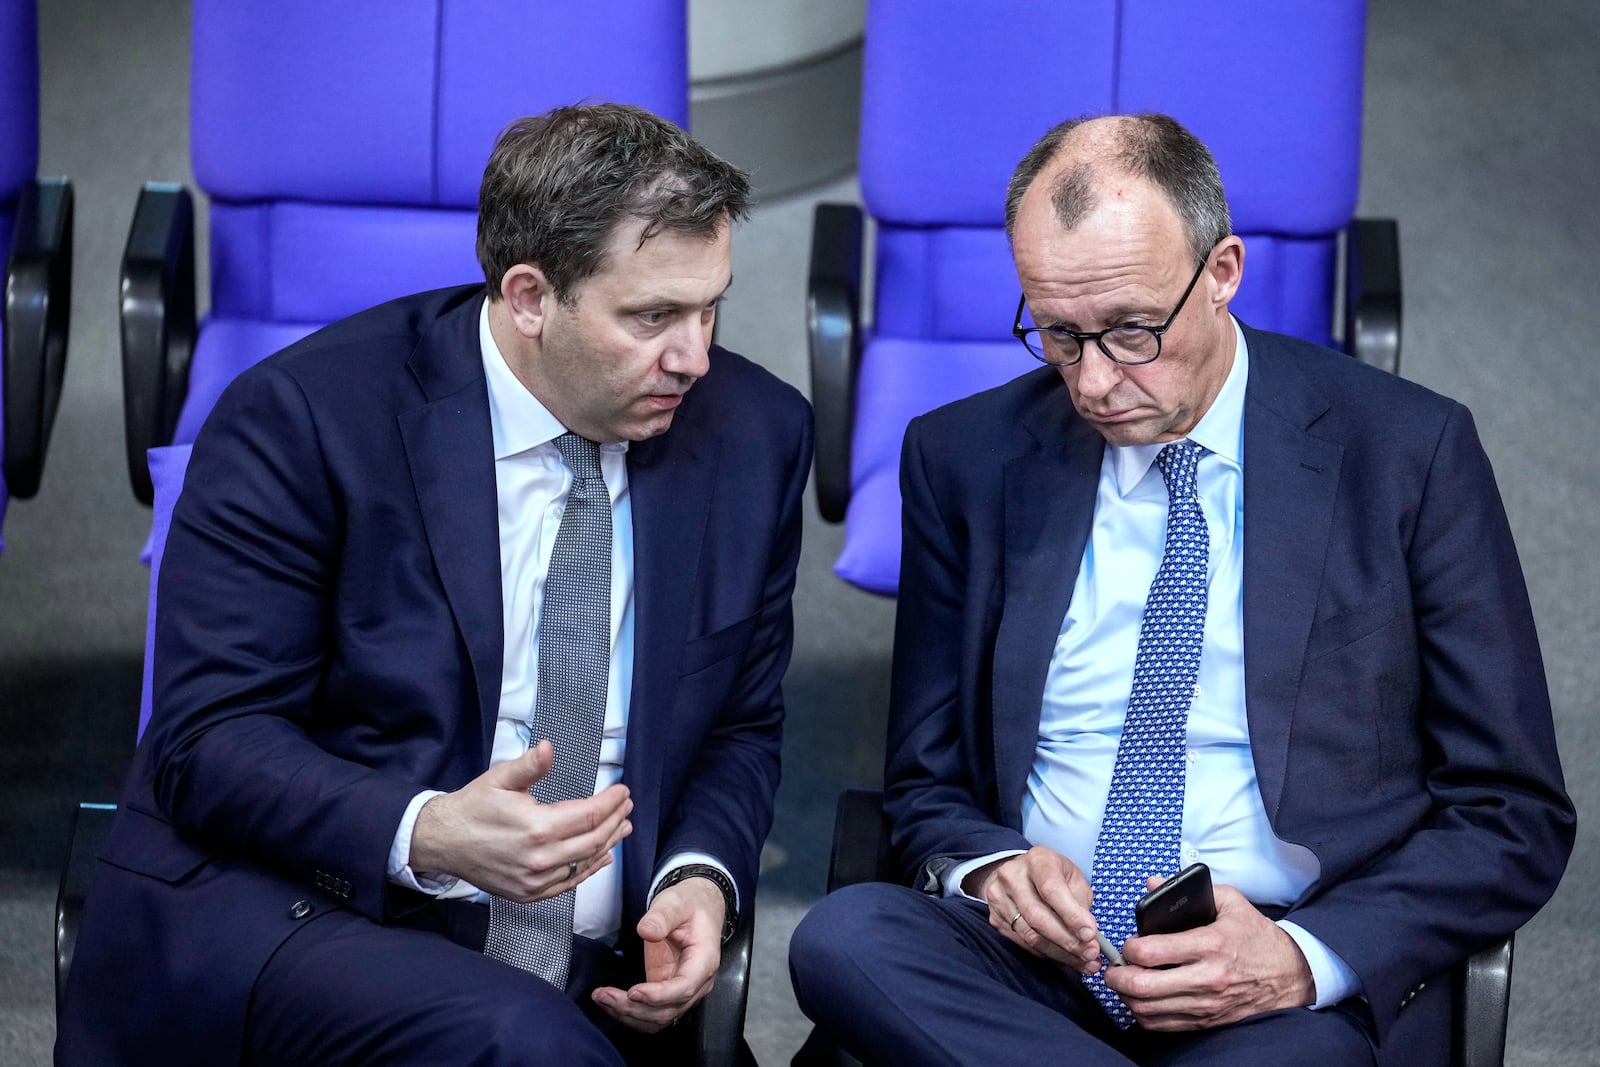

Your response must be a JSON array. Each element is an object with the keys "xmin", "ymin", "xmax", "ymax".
[
  {"xmin": 591, "ymin": 981, "xmax": 709, "ymax": 1033},
  {"xmin": 590, "ymin": 986, "xmax": 674, "ymax": 1033},
  {"xmin": 998, "ymin": 862, "xmax": 1096, "ymax": 966},
  {"xmin": 621, "ymin": 942, "xmax": 719, "ymax": 1012},
  {"xmin": 988, "ymin": 874, "xmax": 1080, "ymax": 966},
  {"xmin": 524, "ymin": 825, "xmax": 624, "ymax": 895},
  {"xmin": 482, "ymin": 739, "xmax": 554, "ymax": 793},
  {"xmin": 1030, "ymin": 860, "xmax": 1097, "ymax": 944},
  {"xmin": 524, "ymin": 790, "xmax": 633, "ymax": 869}
]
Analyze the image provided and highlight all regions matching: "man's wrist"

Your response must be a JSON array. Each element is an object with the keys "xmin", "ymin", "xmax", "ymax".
[{"xmin": 655, "ymin": 863, "xmax": 738, "ymax": 944}]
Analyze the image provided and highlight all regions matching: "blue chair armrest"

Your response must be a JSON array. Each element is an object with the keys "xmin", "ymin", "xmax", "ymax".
[
  {"xmin": 1454, "ymin": 933, "xmax": 1513, "ymax": 1067},
  {"xmin": 807, "ymin": 202, "xmax": 864, "ymax": 524},
  {"xmin": 120, "ymin": 182, "xmax": 195, "ymax": 505},
  {"xmin": 1343, "ymin": 217, "xmax": 1402, "ymax": 375},
  {"xmin": 3, "ymin": 175, "xmax": 74, "ymax": 498}
]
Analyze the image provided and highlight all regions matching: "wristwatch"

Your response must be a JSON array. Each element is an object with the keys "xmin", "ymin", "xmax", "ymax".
[{"xmin": 655, "ymin": 863, "xmax": 739, "ymax": 945}]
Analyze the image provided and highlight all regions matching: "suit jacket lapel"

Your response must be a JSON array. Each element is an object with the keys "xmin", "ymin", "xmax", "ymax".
[
  {"xmin": 619, "ymin": 413, "xmax": 717, "ymax": 912},
  {"xmin": 1240, "ymin": 329, "xmax": 1343, "ymax": 822},
  {"xmin": 397, "ymin": 292, "xmax": 505, "ymax": 759},
  {"xmin": 991, "ymin": 389, "xmax": 1104, "ymax": 826}
]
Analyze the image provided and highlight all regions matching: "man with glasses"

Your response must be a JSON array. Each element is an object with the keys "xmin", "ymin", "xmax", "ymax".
[{"xmin": 789, "ymin": 114, "xmax": 1572, "ymax": 1065}]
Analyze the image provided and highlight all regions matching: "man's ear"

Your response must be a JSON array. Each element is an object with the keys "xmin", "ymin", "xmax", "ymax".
[
  {"xmin": 499, "ymin": 263, "xmax": 555, "ymax": 339},
  {"xmin": 1207, "ymin": 235, "xmax": 1245, "ymax": 308}
]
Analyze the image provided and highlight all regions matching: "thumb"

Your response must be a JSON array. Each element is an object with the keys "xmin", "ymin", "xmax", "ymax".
[
  {"xmin": 484, "ymin": 739, "xmax": 553, "ymax": 794},
  {"xmin": 638, "ymin": 888, "xmax": 690, "ymax": 944}
]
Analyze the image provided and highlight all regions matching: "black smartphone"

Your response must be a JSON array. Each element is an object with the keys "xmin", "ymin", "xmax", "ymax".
[{"xmin": 1134, "ymin": 862, "xmax": 1216, "ymax": 936}]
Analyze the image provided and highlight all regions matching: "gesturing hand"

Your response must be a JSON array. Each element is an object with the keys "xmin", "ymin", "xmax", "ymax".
[
  {"xmin": 1103, "ymin": 876, "xmax": 1315, "ymax": 1030},
  {"xmin": 409, "ymin": 739, "xmax": 633, "ymax": 902},
  {"xmin": 967, "ymin": 846, "xmax": 1103, "ymax": 975},
  {"xmin": 592, "ymin": 876, "xmax": 725, "ymax": 1032}
]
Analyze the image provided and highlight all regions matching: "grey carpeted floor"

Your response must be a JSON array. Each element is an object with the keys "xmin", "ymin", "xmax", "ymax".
[{"xmin": 1, "ymin": 1, "xmax": 1595, "ymax": 1064}]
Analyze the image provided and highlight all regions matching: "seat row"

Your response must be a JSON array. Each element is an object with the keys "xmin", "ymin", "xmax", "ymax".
[{"xmin": 19, "ymin": 3, "xmax": 1518, "ymax": 1066}]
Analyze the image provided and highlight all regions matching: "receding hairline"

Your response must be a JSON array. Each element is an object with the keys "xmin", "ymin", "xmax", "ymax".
[
  {"xmin": 1009, "ymin": 114, "xmax": 1229, "ymax": 262},
  {"xmin": 1025, "ymin": 117, "xmax": 1160, "ymax": 226}
]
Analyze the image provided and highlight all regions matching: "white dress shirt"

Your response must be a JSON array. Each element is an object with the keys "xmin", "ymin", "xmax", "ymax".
[
  {"xmin": 947, "ymin": 323, "xmax": 1359, "ymax": 1007},
  {"xmin": 385, "ymin": 299, "xmax": 726, "ymax": 942}
]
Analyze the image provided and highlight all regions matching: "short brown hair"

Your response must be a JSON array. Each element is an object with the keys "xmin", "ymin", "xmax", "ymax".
[{"xmin": 477, "ymin": 103, "xmax": 752, "ymax": 303}]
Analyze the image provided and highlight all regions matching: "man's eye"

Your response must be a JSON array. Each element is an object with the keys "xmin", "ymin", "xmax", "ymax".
[{"xmin": 639, "ymin": 311, "xmax": 668, "ymax": 326}]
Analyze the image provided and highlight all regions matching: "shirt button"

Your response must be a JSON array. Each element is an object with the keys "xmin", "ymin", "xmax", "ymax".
[
  {"xmin": 288, "ymin": 899, "xmax": 314, "ymax": 920},
  {"xmin": 1183, "ymin": 847, "xmax": 1200, "ymax": 864},
  {"xmin": 1186, "ymin": 750, "xmax": 1199, "ymax": 765}
]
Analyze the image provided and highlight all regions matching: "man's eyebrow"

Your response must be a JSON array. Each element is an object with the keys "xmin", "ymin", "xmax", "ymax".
[
  {"xmin": 621, "ymin": 276, "xmax": 735, "ymax": 314},
  {"xmin": 1042, "ymin": 301, "xmax": 1156, "ymax": 331}
]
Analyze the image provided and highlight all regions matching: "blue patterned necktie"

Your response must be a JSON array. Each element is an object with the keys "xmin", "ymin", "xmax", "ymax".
[
  {"xmin": 484, "ymin": 432, "xmax": 611, "ymax": 989},
  {"xmin": 1081, "ymin": 440, "xmax": 1209, "ymax": 1028}
]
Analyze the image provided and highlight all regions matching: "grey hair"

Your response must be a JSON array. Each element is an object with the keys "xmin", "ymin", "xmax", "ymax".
[
  {"xmin": 477, "ymin": 103, "xmax": 752, "ymax": 303},
  {"xmin": 1004, "ymin": 113, "xmax": 1231, "ymax": 262}
]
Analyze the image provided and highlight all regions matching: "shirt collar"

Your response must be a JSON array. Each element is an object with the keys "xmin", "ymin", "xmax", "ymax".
[
  {"xmin": 478, "ymin": 299, "xmax": 629, "ymax": 462},
  {"xmin": 1108, "ymin": 316, "xmax": 1249, "ymax": 494}
]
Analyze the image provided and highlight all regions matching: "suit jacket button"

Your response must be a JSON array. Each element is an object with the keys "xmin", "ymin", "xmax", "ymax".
[{"xmin": 289, "ymin": 899, "xmax": 314, "ymax": 920}]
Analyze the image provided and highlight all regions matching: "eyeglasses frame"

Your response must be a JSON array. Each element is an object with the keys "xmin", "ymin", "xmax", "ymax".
[{"xmin": 1011, "ymin": 254, "xmax": 1212, "ymax": 367}]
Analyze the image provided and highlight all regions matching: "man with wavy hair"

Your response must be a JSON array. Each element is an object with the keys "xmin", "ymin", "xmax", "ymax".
[{"xmin": 61, "ymin": 104, "xmax": 811, "ymax": 1066}]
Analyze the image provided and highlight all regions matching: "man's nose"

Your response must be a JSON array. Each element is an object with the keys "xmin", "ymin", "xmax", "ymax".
[
  {"xmin": 662, "ymin": 315, "xmax": 712, "ymax": 379},
  {"xmin": 1069, "ymin": 343, "xmax": 1122, "ymax": 399}
]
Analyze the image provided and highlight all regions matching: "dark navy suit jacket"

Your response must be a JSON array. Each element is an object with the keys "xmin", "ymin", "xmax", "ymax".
[
  {"xmin": 884, "ymin": 325, "xmax": 1573, "ymax": 1056},
  {"xmin": 58, "ymin": 285, "xmax": 813, "ymax": 1062}
]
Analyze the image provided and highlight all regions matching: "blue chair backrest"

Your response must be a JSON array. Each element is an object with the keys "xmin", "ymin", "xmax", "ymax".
[
  {"xmin": 861, "ymin": 0, "xmax": 1362, "ymax": 348},
  {"xmin": 835, "ymin": 0, "xmax": 1367, "ymax": 594},
  {"xmin": 0, "ymin": 0, "xmax": 42, "ymax": 549},
  {"xmin": 171, "ymin": 0, "xmax": 689, "ymax": 449}
]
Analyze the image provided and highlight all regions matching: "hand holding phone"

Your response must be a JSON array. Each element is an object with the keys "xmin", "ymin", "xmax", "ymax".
[{"xmin": 1134, "ymin": 862, "xmax": 1216, "ymax": 937}]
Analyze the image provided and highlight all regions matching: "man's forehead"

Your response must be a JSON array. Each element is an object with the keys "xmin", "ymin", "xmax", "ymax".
[{"xmin": 572, "ymin": 220, "xmax": 733, "ymax": 300}]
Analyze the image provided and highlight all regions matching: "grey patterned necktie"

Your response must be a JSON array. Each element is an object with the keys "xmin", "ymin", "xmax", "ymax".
[
  {"xmin": 484, "ymin": 432, "xmax": 611, "ymax": 988},
  {"xmin": 1081, "ymin": 440, "xmax": 1208, "ymax": 1027}
]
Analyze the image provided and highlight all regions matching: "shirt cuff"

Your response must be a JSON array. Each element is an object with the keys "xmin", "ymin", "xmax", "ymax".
[
  {"xmin": 387, "ymin": 789, "xmax": 461, "ymax": 895},
  {"xmin": 944, "ymin": 850, "xmax": 1028, "ymax": 899},
  {"xmin": 649, "ymin": 852, "xmax": 740, "ymax": 914},
  {"xmin": 1278, "ymin": 919, "xmax": 1362, "ymax": 1009}
]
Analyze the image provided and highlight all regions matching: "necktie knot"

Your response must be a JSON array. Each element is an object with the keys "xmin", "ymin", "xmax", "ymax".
[
  {"xmin": 1155, "ymin": 440, "xmax": 1203, "ymax": 505},
  {"xmin": 554, "ymin": 432, "xmax": 604, "ymax": 484}
]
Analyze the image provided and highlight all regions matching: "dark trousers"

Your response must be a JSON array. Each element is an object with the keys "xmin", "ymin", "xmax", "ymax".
[
  {"xmin": 244, "ymin": 899, "xmax": 691, "ymax": 1066},
  {"xmin": 789, "ymin": 883, "xmax": 1380, "ymax": 1067}
]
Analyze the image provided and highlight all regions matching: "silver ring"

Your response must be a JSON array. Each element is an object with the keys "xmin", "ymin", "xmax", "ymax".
[
  {"xmin": 1009, "ymin": 911, "xmax": 1025, "ymax": 931},
  {"xmin": 568, "ymin": 860, "xmax": 578, "ymax": 879}
]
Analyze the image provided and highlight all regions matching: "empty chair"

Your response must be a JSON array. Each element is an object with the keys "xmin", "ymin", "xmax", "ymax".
[{"xmin": 809, "ymin": 0, "xmax": 1398, "ymax": 595}]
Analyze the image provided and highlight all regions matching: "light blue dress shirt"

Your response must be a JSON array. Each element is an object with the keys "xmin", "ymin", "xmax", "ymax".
[{"xmin": 948, "ymin": 324, "xmax": 1359, "ymax": 1008}]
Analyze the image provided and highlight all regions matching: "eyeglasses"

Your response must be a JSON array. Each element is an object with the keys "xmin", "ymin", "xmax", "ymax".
[{"xmin": 1011, "ymin": 256, "xmax": 1209, "ymax": 367}]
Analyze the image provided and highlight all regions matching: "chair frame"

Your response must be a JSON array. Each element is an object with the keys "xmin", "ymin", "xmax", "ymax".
[
  {"xmin": 3, "ymin": 175, "xmax": 74, "ymax": 499},
  {"xmin": 119, "ymin": 182, "xmax": 195, "ymax": 506}
]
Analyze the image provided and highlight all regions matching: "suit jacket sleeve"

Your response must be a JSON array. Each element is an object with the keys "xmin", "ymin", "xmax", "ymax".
[
  {"xmin": 883, "ymin": 413, "xmax": 1033, "ymax": 890},
  {"xmin": 143, "ymin": 363, "xmax": 418, "ymax": 924},
  {"xmin": 650, "ymin": 394, "xmax": 813, "ymax": 904}
]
